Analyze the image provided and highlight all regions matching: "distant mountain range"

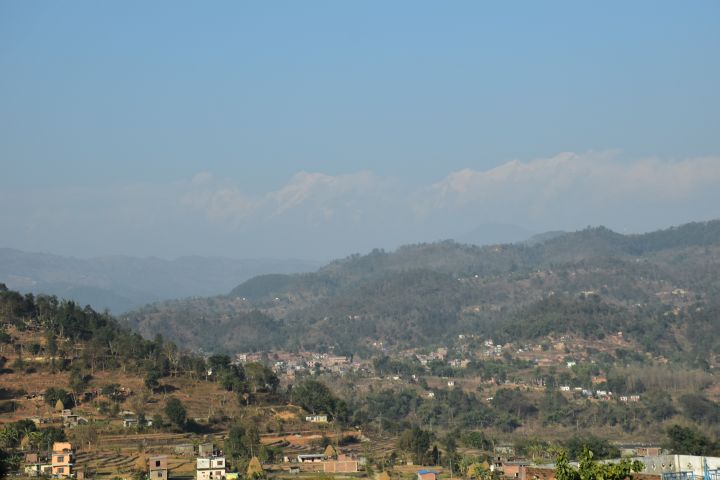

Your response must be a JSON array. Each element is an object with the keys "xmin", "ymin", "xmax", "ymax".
[
  {"xmin": 0, "ymin": 248, "xmax": 323, "ymax": 313},
  {"xmin": 0, "ymin": 223, "xmax": 546, "ymax": 314},
  {"xmin": 123, "ymin": 220, "xmax": 720, "ymax": 361}
]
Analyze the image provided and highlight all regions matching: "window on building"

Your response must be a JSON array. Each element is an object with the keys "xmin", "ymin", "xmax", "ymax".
[
  {"xmin": 57, "ymin": 456, "xmax": 64, "ymax": 462},
  {"xmin": 58, "ymin": 467, "xmax": 64, "ymax": 473},
  {"xmin": 156, "ymin": 461, "xmax": 161, "ymax": 467}
]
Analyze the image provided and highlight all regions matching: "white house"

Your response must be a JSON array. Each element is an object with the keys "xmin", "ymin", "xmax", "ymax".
[
  {"xmin": 305, "ymin": 414, "xmax": 328, "ymax": 423},
  {"xmin": 196, "ymin": 456, "xmax": 226, "ymax": 480}
]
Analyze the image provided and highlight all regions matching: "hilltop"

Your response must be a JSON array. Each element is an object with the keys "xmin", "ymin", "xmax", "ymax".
[{"xmin": 123, "ymin": 220, "xmax": 720, "ymax": 364}]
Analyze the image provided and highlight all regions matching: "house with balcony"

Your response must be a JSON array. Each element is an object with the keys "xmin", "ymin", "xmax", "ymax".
[{"xmin": 51, "ymin": 442, "xmax": 74, "ymax": 477}]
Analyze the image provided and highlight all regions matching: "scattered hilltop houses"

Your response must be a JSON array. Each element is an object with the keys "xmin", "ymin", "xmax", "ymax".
[
  {"xmin": 60, "ymin": 409, "xmax": 88, "ymax": 428},
  {"xmin": 237, "ymin": 351, "xmax": 352, "ymax": 376}
]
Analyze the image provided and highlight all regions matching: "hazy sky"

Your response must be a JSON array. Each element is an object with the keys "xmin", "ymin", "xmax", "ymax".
[{"xmin": 1, "ymin": 1, "xmax": 719, "ymax": 260}]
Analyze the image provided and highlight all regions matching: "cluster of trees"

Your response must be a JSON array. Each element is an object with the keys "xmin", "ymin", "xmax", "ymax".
[
  {"xmin": 344, "ymin": 380, "xmax": 700, "ymax": 434},
  {"xmin": 290, "ymin": 379, "xmax": 348, "ymax": 422},
  {"xmin": 0, "ymin": 284, "xmax": 197, "ymax": 380},
  {"xmin": 665, "ymin": 425, "xmax": 720, "ymax": 455},
  {"xmin": 0, "ymin": 419, "xmax": 65, "ymax": 451},
  {"xmin": 206, "ymin": 354, "xmax": 279, "ymax": 397},
  {"xmin": 395, "ymin": 427, "xmax": 647, "ymax": 480},
  {"xmin": 497, "ymin": 295, "xmax": 627, "ymax": 341},
  {"xmin": 556, "ymin": 448, "xmax": 643, "ymax": 480}
]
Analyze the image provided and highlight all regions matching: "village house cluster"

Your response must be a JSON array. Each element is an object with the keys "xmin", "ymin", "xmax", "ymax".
[{"xmin": 236, "ymin": 351, "xmax": 358, "ymax": 377}]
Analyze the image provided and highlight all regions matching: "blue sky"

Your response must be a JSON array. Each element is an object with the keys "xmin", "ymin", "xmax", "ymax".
[{"xmin": 1, "ymin": 1, "xmax": 719, "ymax": 259}]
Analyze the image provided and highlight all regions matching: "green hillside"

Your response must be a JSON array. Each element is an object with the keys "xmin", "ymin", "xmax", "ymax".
[{"xmin": 123, "ymin": 220, "xmax": 720, "ymax": 363}]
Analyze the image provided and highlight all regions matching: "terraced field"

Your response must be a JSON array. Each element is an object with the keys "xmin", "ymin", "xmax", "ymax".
[{"xmin": 75, "ymin": 449, "xmax": 196, "ymax": 478}]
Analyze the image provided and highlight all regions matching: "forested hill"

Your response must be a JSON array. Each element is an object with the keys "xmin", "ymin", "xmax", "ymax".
[{"xmin": 123, "ymin": 220, "xmax": 720, "ymax": 360}]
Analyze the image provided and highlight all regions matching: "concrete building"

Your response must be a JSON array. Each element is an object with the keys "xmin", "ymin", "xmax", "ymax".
[
  {"xmin": 23, "ymin": 463, "xmax": 52, "ymax": 477},
  {"xmin": 518, "ymin": 465, "xmax": 661, "ymax": 480},
  {"xmin": 198, "ymin": 442, "xmax": 215, "ymax": 457},
  {"xmin": 148, "ymin": 455, "xmax": 168, "ymax": 480},
  {"xmin": 196, "ymin": 456, "xmax": 226, "ymax": 480},
  {"xmin": 418, "ymin": 470, "xmax": 439, "ymax": 480},
  {"xmin": 51, "ymin": 442, "xmax": 74, "ymax": 477},
  {"xmin": 502, "ymin": 461, "xmax": 531, "ymax": 478},
  {"xmin": 175, "ymin": 443, "xmax": 195, "ymax": 456},
  {"xmin": 305, "ymin": 414, "xmax": 328, "ymax": 423},
  {"xmin": 630, "ymin": 455, "xmax": 720, "ymax": 477},
  {"xmin": 298, "ymin": 454, "xmax": 326, "ymax": 463},
  {"xmin": 617, "ymin": 445, "xmax": 664, "ymax": 457}
]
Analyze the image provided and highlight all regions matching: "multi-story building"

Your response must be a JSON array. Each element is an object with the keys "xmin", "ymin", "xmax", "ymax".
[
  {"xmin": 196, "ymin": 455, "xmax": 226, "ymax": 480},
  {"xmin": 148, "ymin": 455, "xmax": 168, "ymax": 480},
  {"xmin": 51, "ymin": 442, "xmax": 74, "ymax": 477}
]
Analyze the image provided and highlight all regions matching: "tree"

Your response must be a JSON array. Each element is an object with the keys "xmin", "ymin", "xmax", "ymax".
[
  {"xmin": 467, "ymin": 462, "xmax": 492, "ymax": 480},
  {"xmin": 0, "ymin": 426, "xmax": 19, "ymax": 449},
  {"xmin": 666, "ymin": 425, "xmax": 718, "ymax": 455},
  {"xmin": 46, "ymin": 333, "xmax": 58, "ymax": 357},
  {"xmin": 73, "ymin": 424, "xmax": 99, "ymax": 451},
  {"xmin": 0, "ymin": 448, "xmax": 13, "ymax": 478},
  {"xmin": 144, "ymin": 370, "xmax": 161, "ymax": 392},
  {"xmin": 245, "ymin": 363, "xmax": 279, "ymax": 394},
  {"xmin": 563, "ymin": 435, "xmax": 619, "ymax": 460},
  {"xmin": 208, "ymin": 354, "xmax": 232, "ymax": 373},
  {"xmin": 679, "ymin": 394, "xmax": 720, "ymax": 424},
  {"xmin": 26, "ymin": 431, "xmax": 44, "ymax": 452},
  {"xmin": 556, "ymin": 449, "xmax": 643, "ymax": 480},
  {"xmin": 45, "ymin": 388, "xmax": 71, "ymax": 408},
  {"xmin": 441, "ymin": 432, "xmax": 460, "ymax": 473},
  {"xmin": 164, "ymin": 398, "xmax": 187, "ymax": 429},
  {"xmin": 290, "ymin": 379, "xmax": 338, "ymax": 415},
  {"xmin": 68, "ymin": 368, "xmax": 90, "ymax": 405},
  {"xmin": 397, "ymin": 427, "xmax": 433, "ymax": 465},
  {"xmin": 462, "ymin": 431, "xmax": 492, "ymax": 451},
  {"xmin": 225, "ymin": 423, "xmax": 260, "ymax": 466}
]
